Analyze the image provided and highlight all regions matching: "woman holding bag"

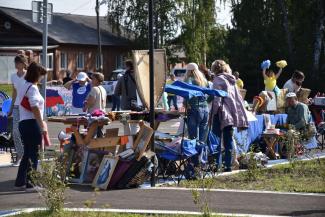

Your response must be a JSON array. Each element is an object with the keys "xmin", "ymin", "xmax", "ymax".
[
  {"xmin": 210, "ymin": 60, "xmax": 248, "ymax": 172},
  {"xmin": 15, "ymin": 62, "xmax": 47, "ymax": 191}
]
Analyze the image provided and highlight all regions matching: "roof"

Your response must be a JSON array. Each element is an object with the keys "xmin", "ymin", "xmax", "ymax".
[
  {"xmin": 0, "ymin": 45, "xmax": 59, "ymax": 51},
  {"xmin": 0, "ymin": 7, "xmax": 132, "ymax": 46}
]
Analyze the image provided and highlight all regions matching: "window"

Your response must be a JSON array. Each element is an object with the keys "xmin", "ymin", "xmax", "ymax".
[
  {"xmin": 76, "ymin": 52, "xmax": 84, "ymax": 69},
  {"xmin": 60, "ymin": 52, "xmax": 67, "ymax": 69},
  {"xmin": 115, "ymin": 55, "xmax": 124, "ymax": 69},
  {"xmin": 96, "ymin": 54, "xmax": 103, "ymax": 70},
  {"xmin": 40, "ymin": 53, "xmax": 53, "ymax": 70}
]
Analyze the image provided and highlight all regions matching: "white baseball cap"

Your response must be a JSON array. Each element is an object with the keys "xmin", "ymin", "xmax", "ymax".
[
  {"xmin": 286, "ymin": 92, "xmax": 297, "ymax": 98},
  {"xmin": 77, "ymin": 72, "xmax": 88, "ymax": 81},
  {"xmin": 186, "ymin": 63, "xmax": 199, "ymax": 71}
]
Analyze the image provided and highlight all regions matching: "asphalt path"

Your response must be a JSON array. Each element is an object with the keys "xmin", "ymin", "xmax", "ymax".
[{"xmin": 0, "ymin": 167, "xmax": 325, "ymax": 217}]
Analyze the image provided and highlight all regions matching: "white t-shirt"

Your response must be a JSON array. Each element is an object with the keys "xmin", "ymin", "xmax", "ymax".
[
  {"xmin": 11, "ymin": 72, "xmax": 26, "ymax": 106},
  {"xmin": 87, "ymin": 86, "xmax": 107, "ymax": 113},
  {"xmin": 18, "ymin": 82, "xmax": 44, "ymax": 121},
  {"xmin": 283, "ymin": 79, "xmax": 300, "ymax": 93}
]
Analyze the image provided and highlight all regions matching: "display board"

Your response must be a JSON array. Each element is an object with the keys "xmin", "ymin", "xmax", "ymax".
[{"xmin": 132, "ymin": 49, "xmax": 167, "ymax": 110}]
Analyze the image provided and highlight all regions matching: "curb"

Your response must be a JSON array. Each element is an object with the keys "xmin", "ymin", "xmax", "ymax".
[{"xmin": 0, "ymin": 207, "xmax": 290, "ymax": 217}]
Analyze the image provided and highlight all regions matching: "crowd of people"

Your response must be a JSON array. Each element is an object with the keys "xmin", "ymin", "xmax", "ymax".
[
  {"xmin": 7, "ymin": 51, "xmax": 109, "ymax": 191},
  {"xmin": 6, "ymin": 47, "xmax": 315, "ymax": 191}
]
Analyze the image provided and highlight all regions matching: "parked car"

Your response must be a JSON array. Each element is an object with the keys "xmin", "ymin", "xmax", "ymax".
[{"xmin": 102, "ymin": 69, "xmax": 125, "ymax": 96}]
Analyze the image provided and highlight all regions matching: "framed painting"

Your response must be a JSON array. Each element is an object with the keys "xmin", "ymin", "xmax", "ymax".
[
  {"xmin": 80, "ymin": 150, "xmax": 108, "ymax": 184},
  {"xmin": 92, "ymin": 155, "xmax": 119, "ymax": 190},
  {"xmin": 133, "ymin": 124, "xmax": 154, "ymax": 161}
]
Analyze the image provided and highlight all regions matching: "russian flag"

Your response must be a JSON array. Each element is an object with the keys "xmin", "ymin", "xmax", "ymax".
[{"xmin": 46, "ymin": 89, "xmax": 64, "ymax": 108}]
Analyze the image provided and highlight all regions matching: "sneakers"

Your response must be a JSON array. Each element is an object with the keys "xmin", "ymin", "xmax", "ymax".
[
  {"xmin": 12, "ymin": 159, "xmax": 21, "ymax": 167},
  {"xmin": 25, "ymin": 186, "xmax": 44, "ymax": 193}
]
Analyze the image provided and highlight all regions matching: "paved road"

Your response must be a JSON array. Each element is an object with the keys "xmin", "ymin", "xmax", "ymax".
[{"xmin": 0, "ymin": 167, "xmax": 325, "ymax": 217}]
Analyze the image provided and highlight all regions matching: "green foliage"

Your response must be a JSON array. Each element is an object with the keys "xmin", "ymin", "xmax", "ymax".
[
  {"xmin": 181, "ymin": 158, "xmax": 325, "ymax": 193},
  {"xmin": 107, "ymin": 0, "xmax": 178, "ymax": 49},
  {"xmin": 0, "ymin": 84, "xmax": 13, "ymax": 97},
  {"xmin": 30, "ymin": 155, "xmax": 68, "ymax": 213},
  {"xmin": 241, "ymin": 152, "xmax": 261, "ymax": 181},
  {"xmin": 227, "ymin": 0, "xmax": 324, "ymax": 98},
  {"xmin": 177, "ymin": 0, "xmax": 216, "ymax": 65}
]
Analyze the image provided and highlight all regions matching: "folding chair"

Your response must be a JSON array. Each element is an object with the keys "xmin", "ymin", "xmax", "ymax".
[
  {"xmin": 156, "ymin": 82, "xmax": 227, "ymax": 182},
  {"xmin": 156, "ymin": 138, "xmax": 198, "ymax": 183}
]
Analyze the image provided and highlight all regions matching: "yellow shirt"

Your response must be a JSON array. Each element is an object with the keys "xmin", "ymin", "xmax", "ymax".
[
  {"xmin": 264, "ymin": 76, "xmax": 277, "ymax": 91},
  {"xmin": 236, "ymin": 78, "xmax": 244, "ymax": 89}
]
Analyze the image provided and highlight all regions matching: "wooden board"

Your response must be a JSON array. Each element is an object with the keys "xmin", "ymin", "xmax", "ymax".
[
  {"xmin": 132, "ymin": 49, "xmax": 167, "ymax": 110},
  {"xmin": 88, "ymin": 137, "xmax": 121, "ymax": 149}
]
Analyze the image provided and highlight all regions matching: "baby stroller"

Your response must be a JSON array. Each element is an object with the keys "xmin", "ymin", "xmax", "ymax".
[{"xmin": 0, "ymin": 96, "xmax": 16, "ymax": 163}]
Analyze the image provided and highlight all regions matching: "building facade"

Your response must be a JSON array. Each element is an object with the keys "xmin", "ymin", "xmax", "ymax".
[{"xmin": 0, "ymin": 7, "xmax": 132, "ymax": 83}]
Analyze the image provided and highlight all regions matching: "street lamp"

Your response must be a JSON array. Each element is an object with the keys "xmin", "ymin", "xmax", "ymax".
[
  {"xmin": 148, "ymin": 0, "xmax": 155, "ymax": 187},
  {"xmin": 96, "ymin": 0, "xmax": 106, "ymax": 73}
]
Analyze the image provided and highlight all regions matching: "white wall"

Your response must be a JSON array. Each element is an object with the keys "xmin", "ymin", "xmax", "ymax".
[{"xmin": 0, "ymin": 55, "xmax": 15, "ymax": 84}]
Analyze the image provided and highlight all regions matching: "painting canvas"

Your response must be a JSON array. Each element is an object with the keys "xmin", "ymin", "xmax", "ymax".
[
  {"xmin": 132, "ymin": 49, "xmax": 167, "ymax": 110},
  {"xmin": 92, "ymin": 155, "xmax": 118, "ymax": 190},
  {"xmin": 80, "ymin": 150, "xmax": 108, "ymax": 184},
  {"xmin": 133, "ymin": 125, "xmax": 154, "ymax": 160}
]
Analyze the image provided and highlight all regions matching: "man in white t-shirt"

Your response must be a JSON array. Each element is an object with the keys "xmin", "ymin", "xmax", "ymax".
[
  {"xmin": 283, "ymin": 70, "xmax": 305, "ymax": 93},
  {"xmin": 8, "ymin": 54, "xmax": 28, "ymax": 165}
]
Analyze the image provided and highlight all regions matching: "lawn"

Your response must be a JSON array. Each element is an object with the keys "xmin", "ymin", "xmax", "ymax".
[
  {"xmin": 179, "ymin": 158, "xmax": 325, "ymax": 193},
  {"xmin": 15, "ymin": 211, "xmax": 232, "ymax": 217},
  {"xmin": 0, "ymin": 84, "xmax": 13, "ymax": 97}
]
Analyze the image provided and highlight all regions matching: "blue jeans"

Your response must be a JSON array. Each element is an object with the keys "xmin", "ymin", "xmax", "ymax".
[
  {"xmin": 187, "ymin": 107, "xmax": 209, "ymax": 142},
  {"xmin": 112, "ymin": 95, "xmax": 121, "ymax": 111},
  {"xmin": 15, "ymin": 119, "xmax": 41, "ymax": 188},
  {"xmin": 167, "ymin": 95, "xmax": 178, "ymax": 110},
  {"xmin": 212, "ymin": 114, "xmax": 234, "ymax": 170}
]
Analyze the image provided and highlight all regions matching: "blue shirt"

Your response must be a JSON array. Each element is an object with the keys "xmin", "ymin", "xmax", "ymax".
[{"xmin": 72, "ymin": 82, "xmax": 91, "ymax": 108}]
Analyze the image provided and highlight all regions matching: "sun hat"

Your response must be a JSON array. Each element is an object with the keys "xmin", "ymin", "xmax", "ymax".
[
  {"xmin": 186, "ymin": 63, "xmax": 199, "ymax": 71},
  {"xmin": 76, "ymin": 72, "xmax": 88, "ymax": 81},
  {"xmin": 286, "ymin": 92, "xmax": 297, "ymax": 98}
]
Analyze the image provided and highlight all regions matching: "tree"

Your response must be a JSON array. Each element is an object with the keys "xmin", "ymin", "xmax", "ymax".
[
  {"xmin": 177, "ymin": 0, "xmax": 216, "ymax": 65},
  {"xmin": 106, "ymin": 0, "xmax": 178, "ymax": 49}
]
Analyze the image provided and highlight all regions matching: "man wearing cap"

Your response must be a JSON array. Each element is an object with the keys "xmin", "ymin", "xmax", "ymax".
[
  {"xmin": 286, "ymin": 92, "xmax": 311, "ymax": 130},
  {"xmin": 8, "ymin": 54, "xmax": 28, "ymax": 166},
  {"xmin": 64, "ymin": 72, "xmax": 91, "ymax": 114}
]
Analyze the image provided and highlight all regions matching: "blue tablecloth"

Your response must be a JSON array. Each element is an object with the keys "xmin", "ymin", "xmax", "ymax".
[{"xmin": 234, "ymin": 114, "xmax": 318, "ymax": 154}]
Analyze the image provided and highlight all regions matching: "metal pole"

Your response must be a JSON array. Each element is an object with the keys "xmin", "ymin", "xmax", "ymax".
[
  {"xmin": 96, "ymin": 0, "xmax": 103, "ymax": 72},
  {"xmin": 148, "ymin": 0, "xmax": 155, "ymax": 187},
  {"xmin": 41, "ymin": 0, "xmax": 48, "ymax": 118}
]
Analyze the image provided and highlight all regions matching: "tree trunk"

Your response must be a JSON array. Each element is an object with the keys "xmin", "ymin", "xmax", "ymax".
[
  {"xmin": 276, "ymin": 0, "xmax": 295, "ymax": 67},
  {"xmin": 312, "ymin": 0, "xmax": 325, "ymax": 79}
]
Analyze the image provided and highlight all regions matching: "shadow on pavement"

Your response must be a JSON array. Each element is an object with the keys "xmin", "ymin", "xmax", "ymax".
[{"xmin": 282, "ymin": 210, "xmax": 325, "ymax": 216}]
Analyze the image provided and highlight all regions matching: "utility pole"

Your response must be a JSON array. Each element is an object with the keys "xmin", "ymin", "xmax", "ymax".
[
  {"xmin": 96, "ymin": 0, "xmax": 103, "ymax": 72},
  {"xmin": 148, "ymin": 0, "xmax": 155, "ymax": 187},
  {"xmin": 41, "ymin": 0, "xmax": 48, "ymax": 118}
]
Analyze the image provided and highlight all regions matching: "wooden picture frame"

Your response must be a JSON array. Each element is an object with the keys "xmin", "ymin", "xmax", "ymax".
[
  {"xmin": 133, "ymin": 124, "xmax": 154, "ymax": 161},
  {"xmin": 80, "ymin": 150, "xmax": 108, "ymax": 184},
  {"xmin": 92, "ymin": 155, "xmax": 118, "ymax": 190}
]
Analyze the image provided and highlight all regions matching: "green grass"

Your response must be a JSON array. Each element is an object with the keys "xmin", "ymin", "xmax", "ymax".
[
  {"xmin": 0, "ymin": 84, "xmax": 13, "ymax": 97},
  {"xmin": 15, "ymin": 211, "xmax": 233, "ymax": 217},
  {"xmin": 179, "ymin": 158, "xmax": 325, "ymax": 193}
]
